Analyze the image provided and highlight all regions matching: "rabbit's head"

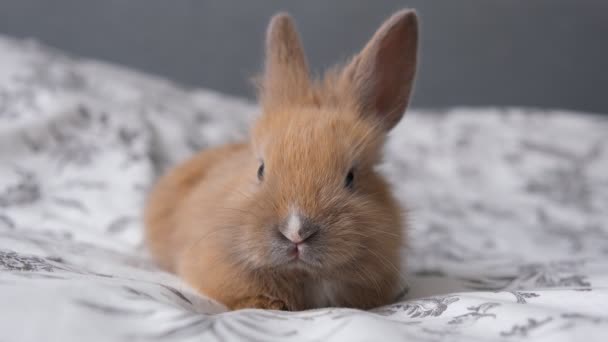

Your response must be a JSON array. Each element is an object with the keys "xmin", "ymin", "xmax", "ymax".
[{"xmin": 231, "ymin": 10, "xmax": 418, "ymax": 276}]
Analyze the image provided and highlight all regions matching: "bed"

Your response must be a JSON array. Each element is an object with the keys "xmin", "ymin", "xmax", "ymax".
[{"xmin": 1, "ymin": 35, "xmax": 607, "ymax": 341}]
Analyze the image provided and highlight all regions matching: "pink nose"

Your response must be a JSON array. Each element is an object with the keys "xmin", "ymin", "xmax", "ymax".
[
  {"xmin": 282, "ymin": 230, "xmax": 312, "ymax": 244},
  {"xmin": 279, "ymin": 214, "xmax": 320, "ymax": 244}
]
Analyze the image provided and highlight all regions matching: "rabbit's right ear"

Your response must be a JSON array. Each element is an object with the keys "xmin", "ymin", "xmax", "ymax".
[
  {"xmin": 342, "ymin": 10, "xmax": 418, "ymax": 131},
  {"xmin": 260, "ymin": 13, "xmax": 311, "ymax": 109}
]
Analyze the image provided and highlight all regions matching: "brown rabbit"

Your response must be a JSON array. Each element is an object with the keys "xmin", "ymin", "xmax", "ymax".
[{"xmin": 145, "ymin": 9, "xmax": 418, "ymax": 311}]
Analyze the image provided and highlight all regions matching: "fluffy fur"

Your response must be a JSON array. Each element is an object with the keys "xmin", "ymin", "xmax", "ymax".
[{"xmin": 145, "ymin": 9, "xmax": 418, "ymax": 311}]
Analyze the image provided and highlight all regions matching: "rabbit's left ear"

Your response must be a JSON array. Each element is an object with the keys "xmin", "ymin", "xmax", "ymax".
[
  {"xmin": 261, "ymin": 13, "xmax": 311, "ymax": 109},
  {"xmin": 343, "ymin": 10, "xmax": 418, "ymax": 130}
]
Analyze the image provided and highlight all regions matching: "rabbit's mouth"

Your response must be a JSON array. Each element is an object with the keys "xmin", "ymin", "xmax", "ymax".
[
  {"xmin": 268, "ymin": 234, "xmax": 324, "ymax": 271},
  {"xmin": 287, "ymin": 242, "xmax": 323, "ymax": 268}
]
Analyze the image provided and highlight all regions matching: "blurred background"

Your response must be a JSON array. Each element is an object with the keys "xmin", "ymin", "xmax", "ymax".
[{"xmin": 1, "ymin": 0, "xmax": 606, "ymax": 114}]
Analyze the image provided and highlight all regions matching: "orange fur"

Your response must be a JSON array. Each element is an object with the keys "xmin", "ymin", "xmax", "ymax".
[{"xmin": 144, "ymin": 9, "xmax": 418, "ymax": 311}]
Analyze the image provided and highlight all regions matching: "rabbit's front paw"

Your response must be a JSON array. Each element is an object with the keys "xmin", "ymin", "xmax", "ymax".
[{"xmin": 232, "ymin": 295, "xmax": 288, "ymax": 311}]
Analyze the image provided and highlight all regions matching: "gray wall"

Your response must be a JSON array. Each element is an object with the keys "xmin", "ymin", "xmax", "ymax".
[{"xmin": 1, "ymin": 0, "xmax": 607, "ymax": 114}]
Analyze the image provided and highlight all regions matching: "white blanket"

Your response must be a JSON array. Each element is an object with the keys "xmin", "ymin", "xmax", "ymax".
[{"xmin": 1, "ymin": 36, "xmax": 607, "ymax": 341}]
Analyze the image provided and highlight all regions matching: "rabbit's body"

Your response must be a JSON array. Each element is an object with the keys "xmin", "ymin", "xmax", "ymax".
[
  {"xmin": 145, "ymin": 9, "xmax": 418, "ymax": 310},
  {"xmin": 146, "ymin": 117, "xmax": 404, "ymax": 310}
]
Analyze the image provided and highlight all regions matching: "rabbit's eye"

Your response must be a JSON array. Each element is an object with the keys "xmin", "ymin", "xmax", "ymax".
[
  {"xmin": 257, "ymin": 162, "xmax": 265, "ymax": 181},
  {"xmin": 345, "ymin": 169, "xmax": 355, "ymax": 189}
]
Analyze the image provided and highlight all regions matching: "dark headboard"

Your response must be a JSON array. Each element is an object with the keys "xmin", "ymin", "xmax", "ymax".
[{"xmin": 1, "ymin": 0, "xmax": 606, "ymax": 114}]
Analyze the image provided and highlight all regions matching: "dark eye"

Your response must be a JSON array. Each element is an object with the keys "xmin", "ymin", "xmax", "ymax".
[
  {"xmin": 257, "ymin": 162, "xmax": 264, "ymax": 181},
  {"xmin": 345, "ymin": 169, "xmax": 354, "ymax": 189}
]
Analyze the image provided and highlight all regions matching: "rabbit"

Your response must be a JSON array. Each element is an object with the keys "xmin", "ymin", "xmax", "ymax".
[{"xmin": 144, "ymin": 9, "xmax": 418, "ymax": 311}]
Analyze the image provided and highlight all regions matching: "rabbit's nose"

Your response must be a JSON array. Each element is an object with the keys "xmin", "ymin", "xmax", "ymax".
[{"xmin": 280, "ymin": 213, "xmax": 319, "ymax": 244}]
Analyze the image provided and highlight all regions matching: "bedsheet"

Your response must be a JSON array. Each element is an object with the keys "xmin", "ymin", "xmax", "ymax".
[{"xmin": 1, "ymin": 36, "xmax": 607, "ymax": 341}]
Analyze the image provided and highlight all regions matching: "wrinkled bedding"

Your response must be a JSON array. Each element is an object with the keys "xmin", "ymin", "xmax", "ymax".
[{"xmin": 1, "ymin": 36, "xmax": 607, "ymax": 341}]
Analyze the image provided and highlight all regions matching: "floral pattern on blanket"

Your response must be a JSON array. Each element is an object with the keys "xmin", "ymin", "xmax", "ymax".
[{"xmin": 0, "ymin": 36, "xmax": 607, "ymax": 342}]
